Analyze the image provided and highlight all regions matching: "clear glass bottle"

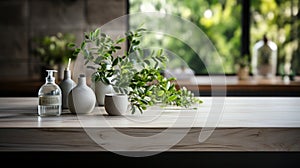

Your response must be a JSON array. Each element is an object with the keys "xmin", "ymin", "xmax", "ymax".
[
  {"xmin": 38, "ymin": 70, "xmax": 62, "ymax": 116},
  {"xmin": 252, "ymin": 35, "xmax": 278, "ymax": 79}
]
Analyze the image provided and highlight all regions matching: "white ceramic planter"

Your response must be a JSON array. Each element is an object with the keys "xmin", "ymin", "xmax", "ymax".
[
  {"xmin": 94, "ymin": 81, "xmax": 114, "ymax": 106},
  {"xmin": 104, "ymin": 93, "xmax": 129, "ymax": 116},
  {"xmin": 68, "ymin": 74, "xmax": 96, "ymax": 114}
]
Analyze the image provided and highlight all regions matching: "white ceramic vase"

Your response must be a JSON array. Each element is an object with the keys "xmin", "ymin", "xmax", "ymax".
[
  {"xmin": 68, "ymin": 74, "xmax": 96, "ymax": 114},
  {"xmin": 94, "ymin": 81, "xmax": 114, "ymax": 106},
  {"xmin": 104, "ymin": 93, "xmax": 129, "ymax": 116},
  {"xmin": 59, "ymin": 69, "xmax": 76, "ymax": 109}
]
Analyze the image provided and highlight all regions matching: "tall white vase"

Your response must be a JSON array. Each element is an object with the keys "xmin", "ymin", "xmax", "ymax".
[
  {"xmin": 59, "ymin": 69, "xmax": 76, "ymax": 109},
  {"xmin": 68, "ymin": 74, "xmax": 96, "ymax": 114},
  {"xmin": 94, "ymin": 81, "xmax": 114, "ymax": 106}
]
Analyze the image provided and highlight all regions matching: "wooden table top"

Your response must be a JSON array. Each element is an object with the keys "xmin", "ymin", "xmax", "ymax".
[
  {"xmin": 0, "ymin": 96, "xmax": 300, "ymax": 152},
  {"xmin": 0, "ymin": 97, "xmax": 299, "ymax": 128}
]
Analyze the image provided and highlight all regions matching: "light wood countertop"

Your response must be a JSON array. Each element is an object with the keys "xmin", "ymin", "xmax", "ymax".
[
  {"xmin": 0, "ymin": 97, "xmax": 299, "ymax": 152},
  {"xmin": 0, "ymin": 97, "xmax": 299, "ymax": 128}
]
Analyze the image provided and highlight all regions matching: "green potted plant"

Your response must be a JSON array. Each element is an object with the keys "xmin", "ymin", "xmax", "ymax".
[
  {"xmin": 70, "ymin": 26, "xmax": 203, "ymax": 114},
  {"xmin": 237, "ymin": 54, "xmax": 250, "ymax": 80},
  {"xmin": 33, "ymin": 32, "xmax": 76, "ymax": 80}
]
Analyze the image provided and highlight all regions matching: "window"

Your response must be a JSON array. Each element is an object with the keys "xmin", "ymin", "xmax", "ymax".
[
  {"xmin": 129, "ymin": 0, "xmax": 300, "ymax": 75},
  {"xmin": 251, "ymin": 0, "xmax": 300, "ymax": 76}
]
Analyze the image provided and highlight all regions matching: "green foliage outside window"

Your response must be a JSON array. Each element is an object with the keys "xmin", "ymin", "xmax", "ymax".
[
  {"xmin": 251, "ymin": 0, "xmax": 300, "ymax": 75},
  {"xmin": 130, "ymin": 0, "xmax": 241, "ymax": 74},
  {"xmin": 130, "ymin": 0, "xmax": 299, "ymax": 75}
]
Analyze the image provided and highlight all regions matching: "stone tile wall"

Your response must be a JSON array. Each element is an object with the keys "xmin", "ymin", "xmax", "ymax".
[{"xmin": 0, "ymin": 0, "xmax": 127, "ymax": 79}]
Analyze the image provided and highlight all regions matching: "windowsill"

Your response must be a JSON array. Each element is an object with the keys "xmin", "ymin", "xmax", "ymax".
[
  {"xmin": 177, "ymin": 75, "xmax": 299, "ymax": 85},
  {"xmin": 0, "ymin": 75, "xmax": 299, "ymax": 97},
  {"xmin": 176, "ymin": 75, "xmax": 300, "ymax": 96}
]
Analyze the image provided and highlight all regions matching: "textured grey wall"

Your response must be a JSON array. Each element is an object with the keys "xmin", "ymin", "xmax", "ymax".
[{"xmin": 0, "ymin": 0, "xmax": 127, "ymax": 79}]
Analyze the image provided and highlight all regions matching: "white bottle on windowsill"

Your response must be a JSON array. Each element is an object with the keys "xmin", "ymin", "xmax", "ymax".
[{"xmin": 252, "ymin": 35, "xmax": 278, "ymax": 79}]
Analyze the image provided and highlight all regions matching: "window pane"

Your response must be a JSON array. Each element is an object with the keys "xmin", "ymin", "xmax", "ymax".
[
  {"xmin": 251, "ymin": 0, "xmax": 300, "ymax": 76},
  {"xmin": 129, "ymin": 0, "xmax": 242, "ymax": 74}
]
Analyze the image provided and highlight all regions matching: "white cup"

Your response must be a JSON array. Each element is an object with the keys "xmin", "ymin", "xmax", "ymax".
[{"xmin": 104, "ymin": 93, "xmax": 129, "ymax": 116}]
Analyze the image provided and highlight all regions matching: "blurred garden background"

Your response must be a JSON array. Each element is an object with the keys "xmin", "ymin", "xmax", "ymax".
[{"xmin": 129, "ymin": 0, "xmax": 300, "ymax": 75}]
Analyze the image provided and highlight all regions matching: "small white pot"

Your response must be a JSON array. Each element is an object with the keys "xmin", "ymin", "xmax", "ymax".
[{"xmin": 104, "ymin": 93, "xmax": 129, "ymax": 116}]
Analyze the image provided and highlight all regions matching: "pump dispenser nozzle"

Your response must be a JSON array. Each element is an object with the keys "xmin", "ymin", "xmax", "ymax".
[{"xmin": 46, "ymin": 70, "xmax": 57, "ymax": 83}]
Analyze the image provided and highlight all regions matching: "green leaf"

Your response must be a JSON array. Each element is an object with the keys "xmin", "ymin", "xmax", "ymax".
[
  {"xmin": 112, "ymin": 58, "xmax": 119, "ymax": 66},
  {"xmin": 92, "ymin": 73, "xmax": 100, "ymax": 82},
  {"xmin": 140, "ymin": 99, "xmax": 148, "ymax": 104},
  {"xmin": 84, "ymin": 33, "xmax": 89, "ymax": 39},
  {"xmin": 83, "ymin": 49, "xmax": 89, "ymax": 58},
  {"xmin": 114, "ymin": 46, "xmax": 121, "ymax": 50},
  {"xmin": 80, "ymin": 42, "xmax": 86, "ymax": 50},
  {"xmin": 157, "ymin": 48, "xmax": 163, "ymax": 56},
  {"xmin": 144, "ymin": 60, "xmax": 151, "ymax": 66},
  {"xmin": 168, "ymin": 77, "xmax": 177, "ymax": 81},
  {"xmin": 73, "ymin": 52, "xmax": 78, "ymax": 57},
  {"xmin": 131, "ymin": 106, "xmax": 136, "ymax": 114},
  {"xmin": 72, "ymin": 48, "xmax": 80, "ymax": 56},
  {"xmin": 94, "ymin": 28, "xmax": 100, "ymax": 37},
  {"xmin": 158, "ymin": 90, "xmax": 164, "ymax": 96},
  {"xmin": 94, "ymin": 56, "xmax": 102, "ymax": 64},
  {"xmin": 75, "ymin": 48, "xmax": 81, "ymax": 52},
  {"xmin": 141, "ymin": 105, "xmax": 147, "ymax": 110},
  {"xmin": 102, "ymin": 77, "xmax": 110, "ymax": 85},
  {"xmin": 116, "ymin": 38, "xmax": 126, "ymax": 44},
  {"xmin": 100, "ymin": 33, "xmax": 106, "ymax": 37},
  {"xmin": 166, "ymin": 81, "xmax": 170, "ymax": 90},
  {"xmin": 67, "ymin": 43, "xmax": 76, "ymax": 48},
  {"xmin": 137, "ymin": 28, "xmax": 147, "ymax": 32},
  {"xmin": 89, "ymin": 31, "xmax": 93, "ymax": 40},
  {"xmin": 137, "ymin": 106, "xmax": 143, "ymax": 114},
  {"xmin": 86, "ymin": 65, "xmax": 96, "ymax": 70},
  {"xmin": 168, "ymin": 95, "xmax": 177, "ymax": 101},
  {"xmin": 132, "ymin": 40, "xmax": 140, "ymax": 45},
  {"xmin": 96, "ymin": 38, "xmax": 100, "ymax": 46}
]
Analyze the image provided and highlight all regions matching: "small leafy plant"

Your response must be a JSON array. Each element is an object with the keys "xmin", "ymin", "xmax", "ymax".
[
  {"xmin": 237, "ymin": 54, "xmax": 250, "ymax": 68},
  {"xmin": 70, "ymin": 26, "xmax": 203, "ymax": 114},
  {"xmin": 33, "ymin": 32, "xmax": 77, "ymax": 67}
]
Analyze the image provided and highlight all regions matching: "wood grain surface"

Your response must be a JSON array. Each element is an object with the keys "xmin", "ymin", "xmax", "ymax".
[{"xmin": 0, "ymin": 97, "xmax": 299, "ymax": 151}]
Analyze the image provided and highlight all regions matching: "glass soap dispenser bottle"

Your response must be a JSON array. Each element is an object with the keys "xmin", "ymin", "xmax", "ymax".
[
  {"xmin": 38, "ymin": 70, "xmax": 62, "ymax": 116},
  {"xmin": 252, "ymin": 35, "xmax": 278, "ymax": 79}
]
